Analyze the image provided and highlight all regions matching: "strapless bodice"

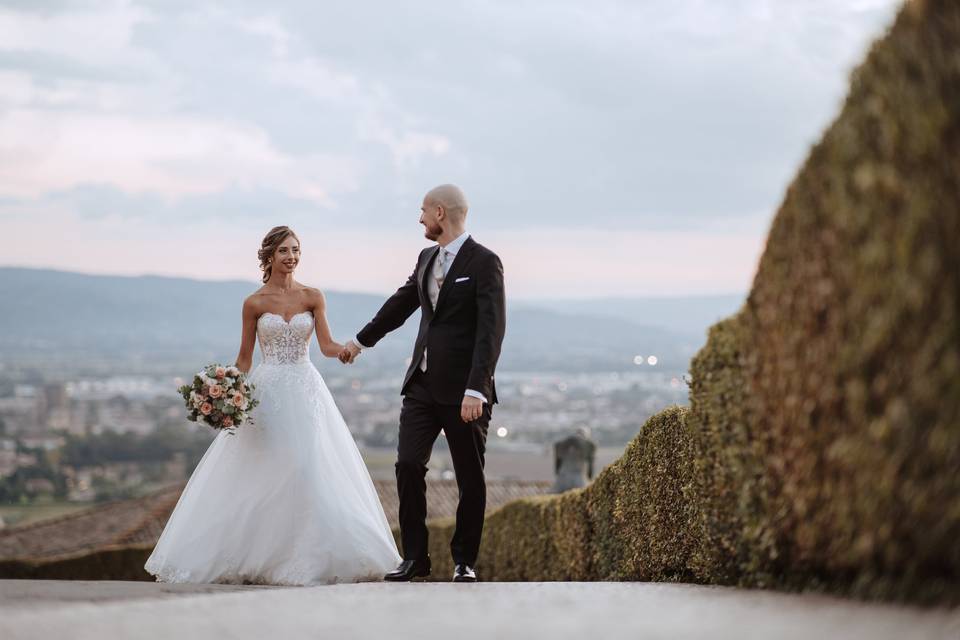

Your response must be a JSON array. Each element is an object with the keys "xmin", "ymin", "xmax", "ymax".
[{"xmin": 257, "ymin": 311, "xmax": 314, "ymax": 365}]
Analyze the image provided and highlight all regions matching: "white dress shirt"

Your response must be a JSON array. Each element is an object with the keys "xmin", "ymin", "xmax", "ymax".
[{"xmin": 353, "ymin": 231, "xmax": 487, "ymax": 403}]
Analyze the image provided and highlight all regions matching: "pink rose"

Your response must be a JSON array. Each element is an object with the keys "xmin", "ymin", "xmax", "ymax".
[
  {"xmin": 222, "ymin": 416, "xmax": 234, "ymax": 428},
  {"xmin": 215, "ymin": 367, "xmax": 226, "ymax": 379},
  {"xmin": 231, "ymin": 392, "xmax": 245, "ymax": 407},
  {"xmin": 209, "ymin": 384, "xmax": 224, "ymax": 398},
  {"xmin": 200, "ymin": 402, "xmax": 213, "ymax": 416}
]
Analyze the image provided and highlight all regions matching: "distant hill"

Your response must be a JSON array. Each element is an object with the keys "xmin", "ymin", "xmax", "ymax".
[{"xmin": 0, "ymin": 267, "xmax": 704, "ymax": 375}]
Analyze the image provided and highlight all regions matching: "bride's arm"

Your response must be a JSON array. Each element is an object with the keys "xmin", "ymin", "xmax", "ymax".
[
  {"xmin": 235, "ymin": 296, "xmax": 258, "ymax": 373},
  {"xmin": 311, "ymin": 290, "xmax": 345, "ymax": 358}
]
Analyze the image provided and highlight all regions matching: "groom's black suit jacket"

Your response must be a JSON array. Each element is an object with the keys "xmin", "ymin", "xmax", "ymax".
[{"xmin": 357, "ymin": 236, "xmax": 506, "ymax": 405}]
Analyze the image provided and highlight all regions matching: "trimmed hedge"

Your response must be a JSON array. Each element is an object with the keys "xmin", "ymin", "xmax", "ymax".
[
  {"xmin": 418, "ymin": 0, "xmax": 960, "ymax": 605},
  {"xmin": 420, "ymin": 406, "xmax": 696, "ymax": 584},
  {"xmin": 702, "ymin": 0, "xmax": 960, "ymax": 602}
]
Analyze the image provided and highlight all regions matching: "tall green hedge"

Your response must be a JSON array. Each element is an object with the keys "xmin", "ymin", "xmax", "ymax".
[
  {"xmin": 422, "ymin": 406, "xmax": 698, "ymax": 584},
  {"xmin": 708, "ymin": 0, "xmax": 960, "ymax": 601},
  {"xmin": 418, "ymin": 0, "xmax": 960, "ymax": 605}
]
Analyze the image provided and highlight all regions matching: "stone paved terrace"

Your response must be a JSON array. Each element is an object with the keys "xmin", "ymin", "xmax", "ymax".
[{"xmin": 1, "ymin": 580, "xmax": 958, "ymax": 640}]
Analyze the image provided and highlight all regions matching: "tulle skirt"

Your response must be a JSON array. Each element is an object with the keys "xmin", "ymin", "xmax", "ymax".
[{"xmin": 144, "ymin": 361, "xmax": 401, "ymax": 585}]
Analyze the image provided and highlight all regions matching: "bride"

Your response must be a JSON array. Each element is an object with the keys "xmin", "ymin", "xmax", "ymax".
[{"xmin": 144, "ymin": 225, "xmax": 401, "ymax": 585}]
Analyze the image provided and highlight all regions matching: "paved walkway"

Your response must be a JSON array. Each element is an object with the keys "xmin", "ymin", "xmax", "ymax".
[{"xmin": 1, "ymin": 580, "xmax": 958, "ymax": 639}]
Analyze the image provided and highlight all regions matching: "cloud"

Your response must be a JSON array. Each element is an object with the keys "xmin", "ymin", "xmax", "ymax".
[
  {"xmin": 227, "ymin": 0, "xmax": 898, "ymax": 229},
  {"xmin": 0, "ymin": 107, "xmax": 365, "ymax": 204},
  {"xmin": 0, "ymin": 1, "xmax": 449, "ymax": 210},
  {"xmin": 0, "ymin": 206, "xmax": 764, "ymax": 297},
  {"xmin": 0, "ymin": 0, "xmax": 902, "ymax": 294},
  {"xmin": 34, "ymin": 183, "xmax": 335, "ymax": 224},
  {"xmin": 0, "ymin": 1, "xmax": 162, "ymax": 73}
]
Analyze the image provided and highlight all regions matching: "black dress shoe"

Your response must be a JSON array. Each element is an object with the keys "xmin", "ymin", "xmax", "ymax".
[
  {"xmin": 384, "ymin": 557, "xmax": 431, "ymax": 582},
  {"xmin": 452, "ymin": 564, "xmax": 477, "ymax": 582}
]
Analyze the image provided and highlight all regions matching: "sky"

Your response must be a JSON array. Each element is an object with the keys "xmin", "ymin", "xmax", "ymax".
[{"xmin": 0, "ymin": 0, "xmax": 900, "ymax": 299}]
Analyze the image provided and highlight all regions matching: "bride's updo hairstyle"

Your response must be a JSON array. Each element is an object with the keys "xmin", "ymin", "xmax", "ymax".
[{"xmin": 258, "ymin": 226, "xmax": 300, "ymax": 283}]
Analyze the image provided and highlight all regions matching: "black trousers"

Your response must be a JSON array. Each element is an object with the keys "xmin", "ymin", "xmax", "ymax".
[{"xmin": 396, "ymin": 367, "xmax": 490, "ymax": 566}]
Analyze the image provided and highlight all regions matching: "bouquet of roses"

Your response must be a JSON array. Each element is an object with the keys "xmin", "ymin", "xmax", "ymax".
[{"xmin": 178, "ymin": 364, "xmax": 258, "ymax": 433}]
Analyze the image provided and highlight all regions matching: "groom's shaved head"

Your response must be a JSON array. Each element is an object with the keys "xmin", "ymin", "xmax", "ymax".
[{"xmin": 424, "ymin": 184, "xmax": 469, "ymax": 221}]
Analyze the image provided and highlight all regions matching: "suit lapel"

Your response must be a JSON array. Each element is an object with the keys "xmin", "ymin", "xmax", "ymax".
[
  {"xmin": 419, "ymin": 246, "xmax": 440, "ymax": 314},
  {"xmin": 434, "ymin": 237, "xmax": 477, "ymax": 312}
]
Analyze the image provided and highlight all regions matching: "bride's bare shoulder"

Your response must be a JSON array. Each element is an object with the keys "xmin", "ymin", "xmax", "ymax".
[
  {"xmin": 242, "ymin": 288, "xmax": 270, "ymax": 315},
  {"xmin": 302, "ymin": 285, "xmax": 327, "ymax": 309}
]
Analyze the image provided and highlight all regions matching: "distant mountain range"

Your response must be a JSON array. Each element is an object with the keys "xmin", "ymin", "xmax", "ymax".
[{"xmin": 0, "ymin": 267, "xmax": 742, "ymax": 375}]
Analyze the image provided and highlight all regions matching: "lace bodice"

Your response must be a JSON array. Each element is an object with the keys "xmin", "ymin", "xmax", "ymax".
[{"xmin": 257, "ymin": 311, "xmax": 314, "ymax": 365}]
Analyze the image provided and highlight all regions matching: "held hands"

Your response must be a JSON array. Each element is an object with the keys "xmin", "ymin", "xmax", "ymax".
[
  {"xmin": 338, "ymin": 341, "xmax": 361, "ymax": 364},
  {"xmin": 460, "ymin": 395, "xmax": 484, "ymax": 423}
]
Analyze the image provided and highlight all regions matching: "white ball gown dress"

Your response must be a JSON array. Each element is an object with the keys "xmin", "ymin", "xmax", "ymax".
[{"xmin": 144, "ymin": 311, "xmax": 401, "ymax": 585}]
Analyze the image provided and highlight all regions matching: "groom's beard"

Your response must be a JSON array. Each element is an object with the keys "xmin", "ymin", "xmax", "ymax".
[{"xmin": 422, "ymin": 223, "xmax": 442, "ymax": 241}]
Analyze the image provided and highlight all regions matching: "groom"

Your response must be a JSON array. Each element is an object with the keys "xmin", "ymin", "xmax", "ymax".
[{"xmin": 340, "ymin": 184, "xmax": 506, "ymax": 583}]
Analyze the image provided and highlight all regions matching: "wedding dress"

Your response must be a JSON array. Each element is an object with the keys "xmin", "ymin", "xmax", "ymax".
[{"xmin": 145, "ymin": 311, "xmax": 401, "ymax": 585}]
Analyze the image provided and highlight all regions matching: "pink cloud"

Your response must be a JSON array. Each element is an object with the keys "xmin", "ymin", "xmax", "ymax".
[{"xmin": 0, "ymin": 210, "xmax": 763, "ymax": 297}]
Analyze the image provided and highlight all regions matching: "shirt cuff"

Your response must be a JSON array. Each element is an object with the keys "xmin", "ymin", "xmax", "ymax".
[
  {"xmin": 464, "ymin": 389, "xmax": 487, "ymax": 403},
  {"xmin": 352, "ymin": 336, "xmax": 370, "ymax": 350}
]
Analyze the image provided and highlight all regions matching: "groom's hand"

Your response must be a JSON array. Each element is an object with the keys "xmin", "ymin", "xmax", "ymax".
[
  {"xmin": 339, "ymin": 341, "xmax": 361, "ymax": 364},
  {"xmin": 460, "ymin": 395, "xmax": 484, "ymax": 423}
]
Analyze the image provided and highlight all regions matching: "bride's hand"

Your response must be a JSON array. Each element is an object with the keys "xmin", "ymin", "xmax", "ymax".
[{"xmin": 339, "ymin": 341, "xmax": 360, "ymax": 364}]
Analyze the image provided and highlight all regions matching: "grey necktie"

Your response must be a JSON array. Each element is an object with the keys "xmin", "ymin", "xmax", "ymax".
[
  {"xmin": 422, "ymin": 249, "xmax": 449, "ymax": 372},
  {"xmin": 430, "ymin": 249, "xmax": 448, "ymax": 310}
]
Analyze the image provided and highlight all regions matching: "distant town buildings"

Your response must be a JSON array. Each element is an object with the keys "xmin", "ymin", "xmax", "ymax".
[{"xmin": 0, "ymin": 365, "xmax": 687, "ymax": 510}]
